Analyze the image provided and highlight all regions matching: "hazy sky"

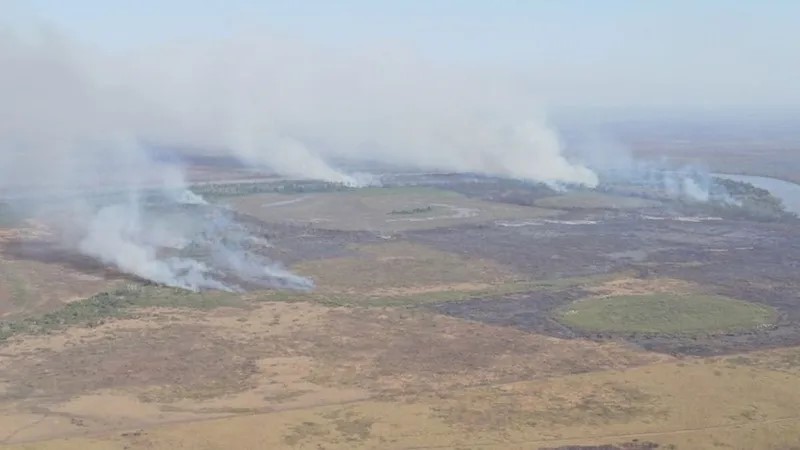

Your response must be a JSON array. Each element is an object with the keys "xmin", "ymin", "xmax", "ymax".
[{"xmin": 3, "ymin": 0, "xmax": 799, "ymax": 109}]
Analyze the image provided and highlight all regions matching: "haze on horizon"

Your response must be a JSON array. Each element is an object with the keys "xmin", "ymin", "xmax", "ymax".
[{"xmin": 3, "ymin": 0, "xmax": 799, "ymax": 112}]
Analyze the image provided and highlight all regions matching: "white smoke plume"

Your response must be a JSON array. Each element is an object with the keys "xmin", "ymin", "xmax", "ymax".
[
  {"xmin": 1, "ymin": 27, "xmax": 598, "ymax": 188},
  {"xmin": 0, "ymin": 23, "xmax": 595, "ymax": 289},
  {"xmin": 117, "ymin": 34, "xmax": 598, "ymax": 187},
  {"xmin": 0, "ymin": 28, "xmax": 312, "ymax": 291},
  {"xmin": 79, "ymin": 202, "xmax": 227, "ymax": 292}
]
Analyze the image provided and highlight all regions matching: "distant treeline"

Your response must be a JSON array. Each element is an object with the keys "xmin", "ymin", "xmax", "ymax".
[{"xmin": 388, "ymin": 205, "xmax": 434, "ymax": 215}]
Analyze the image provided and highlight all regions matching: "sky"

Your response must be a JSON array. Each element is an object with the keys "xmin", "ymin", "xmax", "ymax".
[{"xmin": 2, "ymin": 0, "xmax": 799, "ymax": 110}]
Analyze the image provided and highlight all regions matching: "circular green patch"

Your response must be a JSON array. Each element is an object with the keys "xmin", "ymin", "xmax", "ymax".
[{"xmin": 556, "ymin": 294, "xmax": 776, "ymax": 334}]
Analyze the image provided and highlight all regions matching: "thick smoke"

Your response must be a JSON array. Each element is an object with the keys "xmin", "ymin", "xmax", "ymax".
[
  {"xmin": 117, "ymin": 34, "xmax": 598, "ymax": 187},
  {"xmin": 79, "ymin": 200, "xmax": 313, "ymax": 292},
  {"xmin": 79, "ymin": 200, "xmax": 228, "ymax": 292},
  {"xmin": 1, "ymin": 28, "xmax": 598, "ymax": 190},
  {"xmin": 0, "ymin": 25, "xmax": 596, "ymax": 289},
  {"xmin": 0, "ymin": 29, "xmax": 312, "ymax": 291}
]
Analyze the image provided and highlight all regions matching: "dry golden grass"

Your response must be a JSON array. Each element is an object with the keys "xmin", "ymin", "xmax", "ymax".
[
  {"xmin": 290, "ymin": 307, "xmax": 665, "ymax": 395},
  {"xmin": 0, "ymin": 299, "xmax": 663, "ymax": 447},
  {"xmin": 8, "ymin": 354, "xmax": 800, "ymax": 450}
]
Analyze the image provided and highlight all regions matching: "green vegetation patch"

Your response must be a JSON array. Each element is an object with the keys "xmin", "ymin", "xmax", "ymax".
[
  {"xmin": 556, "ymin": 293, "xmax": 776, "ymax": 335},
  {"xmin": 0, "ymin": 284, "xmax": 241, "ymax": 341}
]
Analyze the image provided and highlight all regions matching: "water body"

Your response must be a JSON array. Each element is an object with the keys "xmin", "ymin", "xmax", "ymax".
[{"xmin": 715, "ymin": 173, "xmax": 800, "ymax": 215}]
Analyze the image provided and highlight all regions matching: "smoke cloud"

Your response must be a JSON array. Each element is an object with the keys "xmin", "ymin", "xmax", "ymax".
[
  {"xmin": 117, "ymin": 34, "xmax": 598, "ymax": 187},
  {"xmin": 0, "ymin": 24, "xmax": 595, "ymax": 290},
  {"xmin": 0, "ymin": 28, "xmax": 314, "ymax": 291}
]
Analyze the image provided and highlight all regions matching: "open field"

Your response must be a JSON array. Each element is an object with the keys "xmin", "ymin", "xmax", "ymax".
[
  {"xmin": 229, "ymin": 187, "xmax": 559, "ymax": 232},
  {"xmin": 3, "ymin": 177, "xmax": 800, "ymax": 449}
]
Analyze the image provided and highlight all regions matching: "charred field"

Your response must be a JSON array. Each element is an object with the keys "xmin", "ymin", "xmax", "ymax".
[
  {"xmin": 418, "ymin": 215, "xmax": 800, "ymax": 356},
  {"xmin": 2, "ymin": 172, "xmax": 800, "ymax": 449}
]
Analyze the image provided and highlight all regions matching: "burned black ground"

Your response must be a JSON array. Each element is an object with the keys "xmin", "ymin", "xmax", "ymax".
[{"xmin": 419, "ymin": 210, "xmax": 800, "ymax": 356}]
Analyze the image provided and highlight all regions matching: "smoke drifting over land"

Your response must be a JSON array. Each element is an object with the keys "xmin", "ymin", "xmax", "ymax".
[
  {"xmin": 0, "ymin": 25, "xmax": 603, "ymax": 289},
  {"xmin": 567, "ymin": 134, "xmax": 719, "ymax": 203},
  {"xmin": 0, "ymin": 28, "xmax": 600, "ymax": 189},
  {"xmin": 0, "ymin": 29, "xmax": 317, "ymax": 291},
  {"xmin": 0, "ymin": 21, "xmax": 784, "ymax": 290},
  {"xmin": 123, "ymin": 35, "xmax": 597, "ymax": 187}
]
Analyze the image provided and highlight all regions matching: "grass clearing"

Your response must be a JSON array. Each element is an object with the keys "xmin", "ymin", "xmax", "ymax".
[{"xmin": 556, "ymin": 293, "xmax": 776, "ymax": 334}]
